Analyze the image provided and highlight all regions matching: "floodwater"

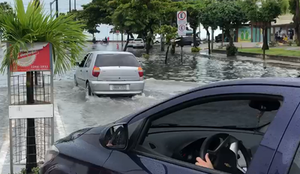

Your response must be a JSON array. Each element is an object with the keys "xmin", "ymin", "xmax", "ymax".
[
  {"xmin": 53, "ymin": 43, "xmax": 299, "ymax": 134},
  {"xmin": 0, "ymin": 42, "xmax": 299, "ymax": 173}
]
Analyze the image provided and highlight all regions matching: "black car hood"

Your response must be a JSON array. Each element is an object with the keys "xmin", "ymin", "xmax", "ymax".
[{"xmin": 54, "ymin": 125, "xmax": 112, "ymax": 167}]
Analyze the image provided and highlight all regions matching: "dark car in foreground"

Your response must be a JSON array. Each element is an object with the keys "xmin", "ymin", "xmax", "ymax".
[{"xmin": 41, "ymin": 78, "xmax": 300, "ymax": 174}]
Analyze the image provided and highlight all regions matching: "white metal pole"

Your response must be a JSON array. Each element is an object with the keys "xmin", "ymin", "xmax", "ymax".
[{"xmin": 50, "ymin": 3, "xmax": 52, "ymax": 17}]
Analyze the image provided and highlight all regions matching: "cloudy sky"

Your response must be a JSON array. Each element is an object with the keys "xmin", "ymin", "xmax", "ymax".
[{"xmin": 0, "ymin": 0, "xmax": 91, "ymax": 14}]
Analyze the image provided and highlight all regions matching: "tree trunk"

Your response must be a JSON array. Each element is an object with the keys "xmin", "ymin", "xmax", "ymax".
[
  {"xmin": 262, "ymin": 27, "xmax": 269, "ymax": 50},
  {"xmin": 160, "ymin": 34, "xmax": 165, "ymax": 51},
  {"xmin": 193, "ymin": 27, "xmax": 197, "ymax": 47},
  {"xmin": 211, "ymin": 29, "xmax": 214, "ymax": 53},
  {"xmin": 295, "ymin": 0, "xmax": 300, "ymax": 46},
  {"xmin": 121, "ymin": 32, "xmax": 124, "ymax": 50},
  {"xmin": 206, "ymin": 29, "xmax": 211, "ymax": 54},
  {"xmin": 165, "ymin": 44, "xmax": 170, "ymax": 64},
  {"xmin": 229, "ymin": 29, "xmax": 234, "ymax": 47},
  {"xmin": 26, "ymin": 71, "xmax": 37, "ymax": 173},
  {"xmin": 171, "ymin": 42, "xmax": 175, "ymax": 55},
  {"xmin": 221, "ymin": 29, "xmax": 224, "ymax": 47},
  {"xmin": 123, "ymin": 33, "xmax": 129, "ymax": 51},
  {"xmin": 146, "ymin": 32, "xmax": 153, "ymax": 54}
]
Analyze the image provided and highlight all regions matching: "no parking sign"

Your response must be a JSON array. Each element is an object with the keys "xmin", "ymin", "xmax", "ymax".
[
  {"xmin": 177, "ymin": 11, "xmax": 187, "ymax": 36},
  {"xmin": 177, "ymin": 11, "xmax": 187, "ymax": 25}
]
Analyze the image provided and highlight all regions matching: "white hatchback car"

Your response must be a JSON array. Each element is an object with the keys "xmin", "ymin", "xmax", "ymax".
[
  {"xmin": 74, "ymin": 51, "xmax": 145, "ymax": 96},
  {"xmin": 132, "ymin": 38, "xmax": 145, "ymax": 48}
]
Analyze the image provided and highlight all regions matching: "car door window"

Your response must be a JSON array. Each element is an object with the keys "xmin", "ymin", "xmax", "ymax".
[
  {"xmin": 136, "ymin": 95, "xmax": 282, "ymax": 174},
  {"xmin": 288, "ymin": 144, "xmax": 300, "ymax": 173},
  {"xmin": 79, "ymin": 53, "xmax": 89, "ymax": 67},
  {"xmin": 84, "ymin": 54, "xmax": 93, "ymax": 68}
]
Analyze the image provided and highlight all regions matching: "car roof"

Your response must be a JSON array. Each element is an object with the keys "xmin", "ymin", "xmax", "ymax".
[
  {"xmin": 89, "ymin": 51, "xmax": 134, "ymax": 55},
  {"xmin": 192, "ymin": 77, "xmax": 300, "ymax": 92},
  {"xmin": 115, "ymin": 77, "xmax": 300, "ymax": 124}
]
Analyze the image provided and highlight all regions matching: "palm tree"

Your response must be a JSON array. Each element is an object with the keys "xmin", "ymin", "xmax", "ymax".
[{"xmin": 0, "ymin": 0, "xmax": 86, "ymax": 172}]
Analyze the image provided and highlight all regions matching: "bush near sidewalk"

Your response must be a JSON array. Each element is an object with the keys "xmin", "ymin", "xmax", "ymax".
[{"xmin": 191, "ymin": 47, "xmax": 201, "ymax": 52}]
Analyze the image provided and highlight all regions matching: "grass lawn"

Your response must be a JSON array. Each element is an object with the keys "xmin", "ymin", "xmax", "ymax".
[{"xmin": 238, "ymin": 48, "xmax": 300, "ymax": 57}]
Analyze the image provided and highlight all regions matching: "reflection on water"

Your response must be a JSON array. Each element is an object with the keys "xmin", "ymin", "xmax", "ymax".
[{"xmin": 141, "ymin": 54, "xmax": 299, "ymax": 83}]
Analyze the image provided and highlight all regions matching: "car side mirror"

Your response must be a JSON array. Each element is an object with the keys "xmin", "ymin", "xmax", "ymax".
[{"xmin": 102, "ymin": 124, "xmax": 128, "ymax": 150}]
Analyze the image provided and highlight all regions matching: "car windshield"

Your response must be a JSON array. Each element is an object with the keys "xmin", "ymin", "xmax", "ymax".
[{"xmin": 95, "ymin": 54, "xmax": 140, "ymax": 67}]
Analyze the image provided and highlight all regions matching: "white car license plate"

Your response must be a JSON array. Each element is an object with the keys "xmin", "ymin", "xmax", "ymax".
[{"xmin": 111, "ymin": 85, "xmax": 127, "ymax": 90}]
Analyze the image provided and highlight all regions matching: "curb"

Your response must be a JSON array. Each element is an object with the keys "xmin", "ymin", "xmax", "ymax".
[
  {"xmin": 212, "ymin": 49, "xmax": 300, "ymax": 63},
  {"xmin": 54, "ymin": 104, "xmax": 66, "ymax": 139}
]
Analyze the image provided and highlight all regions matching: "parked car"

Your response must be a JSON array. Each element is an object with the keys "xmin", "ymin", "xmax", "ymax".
[
  {"xmin": 154, "ymin": 35, "xmax": 166, "ymax": 44},
  {"xmin": 127, "ymin": 38, "xmax": 134, "ymax": 47},
  {"xmin": 132, "ymin": 38, "xmax": 145, "ymax": 49},
  {"xmin": 41, "ymin": 78, "xmax": 300, "ymax": 174},
  {"xmin": 74, "ymin": 51, "xmax": 144, "ymax": 95},
  {"xmin": 175, "ymin": 36, "xmax": 201, "ymax": 46},
  {"xmin": 215, "ymin": 34, "xmax": 228, "ymax": 43}
]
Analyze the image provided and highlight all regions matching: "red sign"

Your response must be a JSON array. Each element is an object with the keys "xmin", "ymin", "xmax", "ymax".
[
  {"xmin": 177, "ymin": 11, "xmax": 187, "ymax": 21},
  {"xmin": 11, "ymin": 43, "xmax": 51, "ymax": 72}
]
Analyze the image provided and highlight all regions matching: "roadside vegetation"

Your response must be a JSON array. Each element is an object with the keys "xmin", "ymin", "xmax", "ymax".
[{"xmin": 69, "ymin": 0, "xmax": 298, "ymax": 58}]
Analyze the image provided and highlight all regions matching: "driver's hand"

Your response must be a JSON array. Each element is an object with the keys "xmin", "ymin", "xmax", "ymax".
[{"xmin": 195, "ymin": 153, "xmax": 214, "ymax": 169}]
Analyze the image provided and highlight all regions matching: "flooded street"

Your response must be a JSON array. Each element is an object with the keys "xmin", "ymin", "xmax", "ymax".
[{"xmin": 0, "ymin": 42, "xmax": 300, "ymax": 173}]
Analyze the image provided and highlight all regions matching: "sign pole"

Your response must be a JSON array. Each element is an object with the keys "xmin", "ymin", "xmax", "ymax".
[
  {"xmin": 177, "ymin": 10, "xmax": 187, "ymax": 63},
  {"xmin": 181, "ymin": 37, "xmax": 183, "ymax": 62},
  {"xmin": 7, "ymin": 50, "xmax": 13, "ymax": 173}
]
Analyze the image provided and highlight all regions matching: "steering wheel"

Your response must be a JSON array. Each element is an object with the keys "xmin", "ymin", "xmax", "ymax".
[{"xmin": 200, "ymin": 133, "xmax": 251, "ymax": 174}]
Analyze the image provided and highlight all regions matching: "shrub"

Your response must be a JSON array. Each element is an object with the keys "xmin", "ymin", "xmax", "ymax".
[
  {"xmin": 288, "ymin": 40, "xmax": 294, "ymax": 46},
  {"xmin": 226, "ymin": 45, "xmax": 238, "ymax": 56},
  {"xmin": 191, "ymin": 47, "xmax": 201, "ymax": 52},
  {"xmin": 142, "ymin": 53, "xmax": 150, "ymax": 59},
  {"xmin": 269, "ymin": 41, "xmax": 278, "ymax": 47}
]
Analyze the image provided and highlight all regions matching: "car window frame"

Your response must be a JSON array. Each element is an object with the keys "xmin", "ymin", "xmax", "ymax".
[
  {"xmin": 79, "ymin": 53, "xmax": 90, "ymax": 67},
  {"xmin": 132, "ymin": 94, "xmax": 283, "ymax": 174},
  {"xmin": 267, "ymin": 90, "xmax": 300, "ymax": 174},
  {"xmin": 84, "ymin": 53, "xmax": 93, "ymax": 67},
  {"xmin": 126, "ymin": 85, "xmax": 299, "ymax": 174},
  {"xmin": 287, "ymin": 142, "xmax": 300, "ymax": 174}
]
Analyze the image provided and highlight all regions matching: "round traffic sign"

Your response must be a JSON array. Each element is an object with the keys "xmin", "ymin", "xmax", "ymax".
[
  {"xmin": 177, "ymin": 11, "xmax": 187, "ymax": 21},
  {"xmin": 179, "ymin": 24, "xmax": 186, "ymax": 31}
]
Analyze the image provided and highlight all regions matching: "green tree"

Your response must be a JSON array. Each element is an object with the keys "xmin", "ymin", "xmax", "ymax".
[
  {"xmin": 215, "ymin": 0, "xmax": 248, "ymax": 56},
  {"xmin": 133, "ymin": 0, "xmax": 172, "ymax": 54},
  {"xmin": 0, "ymin": 2, "xmax": 13, "ymax": 41},
  {"xmin": 156, "ymin": 25, "xmax": 177, "ymax": 64},
  {"xmin": 0, "ymin": 2, "xmax": 13, "ymax": 13},
  {"xmin": 199, "ymin": 1, "xmax": 219, "ymax": 54},
  {"xmin": 290, "ymin": 0, "xmax": 300, "ymax": 45},
  {"xmin": 80, "ymin": 0, "xmax": 112, "ymax": 40},
  {"xmin": 111, "ymin": 0, "xmax": 144, "ymax": 51},
  {"xmin": 245, "ymin": 0, "xmax": 284, "ymax": 51},
  {"xmin": 186, "ymin": 0, "xmax": 203, "ymax": 48},
  {"xmin": 0, "ymin": 0, "xmax": 86, "ymax": 172}
]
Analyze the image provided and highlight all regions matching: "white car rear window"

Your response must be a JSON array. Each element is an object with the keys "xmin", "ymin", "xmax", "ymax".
[{"xmin": 95, "ymin": 54, "xmax": 140, "ymax": 67}]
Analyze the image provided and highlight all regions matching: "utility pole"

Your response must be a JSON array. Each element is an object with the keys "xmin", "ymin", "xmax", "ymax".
[
  {"xmin": 69, "ymin": 0, "xmax": 71, "ymax": 12},
  {"xmin": 50, "ymin": 0, "xmax": 56, "ymax": 17},
  {"xmin": 56, "ymin": 0, "xmax": 59, "ymax": 18},
  {"xmin": 74, "ymin": 0, "xmax": 76, "ymax": 10}
]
